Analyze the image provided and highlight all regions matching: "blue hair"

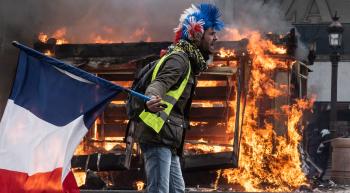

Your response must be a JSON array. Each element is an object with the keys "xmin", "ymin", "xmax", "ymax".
[
  {"xmin": 197, "ymin": 3, "xmax": 225, "ymax": 31},
  {"xmin": 175, "ymin": 3, "xmax": 224, "ymax": 42}
]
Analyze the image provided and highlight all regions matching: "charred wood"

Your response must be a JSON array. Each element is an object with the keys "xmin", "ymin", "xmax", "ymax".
[
  {"xmin": 72, "ymin": 151, "xmax": 238, "ymax": 172},
  {"xmin": 104, "ymin": 105, "xmax": 228, "ymax": 121},
  {"xmin": 183, "ymin": 151, "xmax": 238, "ymax": 172},
  {"xmin": 71, "ymin": 153, "xmax": 127, "ymax": 171},
  {"xmin": 54, "ymin": 42, "xmax": 171, "ymax": 58}
]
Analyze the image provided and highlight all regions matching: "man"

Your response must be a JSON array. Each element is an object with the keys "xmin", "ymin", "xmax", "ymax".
[
  {"xmin": 135, "ymin": 3, "xmax": 224, "ymax": 193},
  {"xmin": 315, "ymin": 128, "xmax": 331, "ymax": 181}
]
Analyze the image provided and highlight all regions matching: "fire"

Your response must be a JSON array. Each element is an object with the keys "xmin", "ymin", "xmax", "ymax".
[
  {"xmin": 111, "ymin": 100, "xmax": 126, "ymax": 105},
  {"xmin": 72, "ymin": 169, "xmax": 86, "ymax": 187},
  {"xmin": 44, "ymin": 50, "xmax": 53, "ymax": 56},
  {"xmin": 266, "ymin": 40, "xmax": 287, "ymax": 54},
  {"xmin": 38, "ymin": 26, "xmax": 153, "ymax": 44},
  {"xmin": 185, "ymin": 138, "xmax": 232, "ymax": 154},
  {"xmin": 135, "ymin": 181, "xmax": 145, "ymax": 191},
  {"xmin": 104, "ymin": 136, "xmax": 125, "ymax": 151},
  {"xmin": 38, "ymin": 32, "xmax": 48, "ymax": 43},
  {"xmin": 198, "ymin": 138, "xmax": 207, "ymax": 143},
  {"xmin": 74, "ymin": 140, "xmax": 86, "ymax": 155},
  {"xmin": 222, "ymin": 28, "xmax": 246, "ymax": 41},
  {"xmin": 103, "ymin": 143, "xmax": 117, "ymax": 151},
  {"xmin": 192, "ymin": 100, "xmax": 225, "ymax": 108},
  {"xmin": 218, "ymin": 48, "xmax": 235, "ymax": 58},
  {"xmin": 52, "ymin": 28, "xmax": 69, "ymax": 44},
  {"xmin": 221, "ymin": 28, "xmax": 314, "ymax": 192},
  {"xmin": 92, "ymin": 117, "xmax": 100, "ymax": 140},
  {"xmin": 112, "ymin": 81, "xmax": 132, "ymax": 87},
  {"xmin": 93, "ymin": 35, "xmax": 114, "ymax": 44},
  {"xmin": 185, "ymin": 143, "xmax": 232, "ymax": 154},
  {"xmin": 190, "ymin": 121, "xmax": 209, "ymax": 127},
  {"xmin": 197, "ymin": 80, "xmax": 225, "ymax": 87},
  {"xmin": 188, "ymin": 144, "xmax": 231, "ymax": 153},
  {"xmin": 38, "ymin": 27, "xmax": 69, "ymax": 44},
  {"xmin": 130, "ymin": 27, "xmax": 153, "ymax": 42}
]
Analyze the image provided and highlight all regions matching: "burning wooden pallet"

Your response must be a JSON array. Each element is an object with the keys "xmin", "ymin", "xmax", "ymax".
[
  {"xmin": 34, "ymin": 35, "xmax": 310, "ymax": 190},
  {"xmin": 34, "ymin": 41, "xmax": 246, "ymax": 170}
]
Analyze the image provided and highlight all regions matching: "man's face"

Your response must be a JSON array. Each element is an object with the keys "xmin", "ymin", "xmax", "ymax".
[{"xmin": 199, "ymin": 28, "xmax": 217, "ymax": 54}]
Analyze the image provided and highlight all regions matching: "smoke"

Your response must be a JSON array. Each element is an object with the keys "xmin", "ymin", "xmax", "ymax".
[
  {"xmin": 0, "ymin": 0, "xmax": 212, "ymax": 46},
  {"xmin": 1, "ymin": 0, "xmax": 304, "ymax": 46},
  {"xmin": 0, "ymin": 0, "xmax": 307, "ymax": 102},
  {"xmin": 216, "ymin": 0, "xmax": 308, "ymax": 60},
  {"xmin": 217, "ymin": 0, "xmax": 292, "ymax": 35},
  {"xmin": 0, "ymin": 0, "xmax": 213, "ymax": 117}
]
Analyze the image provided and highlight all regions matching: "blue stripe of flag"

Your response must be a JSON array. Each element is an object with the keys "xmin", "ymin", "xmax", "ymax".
[{"xmin": 10, "ymin": 49, "xmax": 121, "ymax": 128}]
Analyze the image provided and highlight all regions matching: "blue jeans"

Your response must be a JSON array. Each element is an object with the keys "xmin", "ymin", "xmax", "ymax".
[{"xmin": 141, "ymin": 144, "xmax": 185, "ymax": 193}]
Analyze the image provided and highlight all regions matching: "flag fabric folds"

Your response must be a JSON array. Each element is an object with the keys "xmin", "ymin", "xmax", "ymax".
[{"xmin": 0, "ymin": 43, "xmax": 122, "ymax": 193}]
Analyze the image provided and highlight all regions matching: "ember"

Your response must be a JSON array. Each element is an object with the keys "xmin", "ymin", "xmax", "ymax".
[
  {"xmin": 44, "ymin": 50, "xmax": 53, "ymax": 56},
  {"xmin": 135, "ymin": 180, "xmax": 145, "ymax": 191}
]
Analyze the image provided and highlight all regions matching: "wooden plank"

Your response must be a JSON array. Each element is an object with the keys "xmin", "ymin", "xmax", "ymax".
[
  {"xmin": 273, "ymin": 71, "xmax": 289, "ymax": 136},
  {"xmin": 54, "ymin": 42, "xmax": 171, "ymax": 58},
  {"xmin": 107, "ymin": 86, "xmax": 234, "ymax": 101},
  {"xmin": 103, "ymin": 116, "xmax": 226, "ymax": 124},
  {"xmin": 72, "ymin": 151, "xmax": 238, "ymax": 172},
  {"xmin": 97, "ymin": 74, "xmax": 234, "ymax": 83},
  {"xmin": 104, "ymin": 105, "xmax": 228, "ymax": 120},
  {"xmin": 194, "ymin": 87, "xmax": 234, "ymax": 100},
  {"xmin": 112, "ymin": 93, "xmax": 128, "ymax": 101},
  {"xmin": 98, "ymin": 73, "xmax": 135, "ymax": 81},
  {"xmin": 91, "ymin": 68, "xmax": 235, "ymax": 81},
  {"xmin": 71, "ymin": 153, "xmax": 127, "ymax": 171},
  {"xmin": 101, "ymin": 121, "xmax": 229, "ymax": 139},
  {"xmin": 183, "ymin": 151, "xmax": 237, "ymax": 172}
]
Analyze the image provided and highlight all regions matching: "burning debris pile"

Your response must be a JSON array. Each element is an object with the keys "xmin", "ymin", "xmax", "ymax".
[
  {"xmin": 37, "ymin": 26, "xmax": 152, "ymax": 45},
  {"xmin": 35, "ymin": 25, "xmax": 313, "ymax": 192},
  {"xmin": 218, "ymin": 28, "xmax": 314, "ymax": 192}
]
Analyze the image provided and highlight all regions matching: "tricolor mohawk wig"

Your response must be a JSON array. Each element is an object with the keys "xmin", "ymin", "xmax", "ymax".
[{"xmin": 174, "ymin": 3, "xmax": 224, "ymax": 43}]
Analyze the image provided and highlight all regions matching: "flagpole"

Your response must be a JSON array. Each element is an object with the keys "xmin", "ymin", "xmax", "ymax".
[{"xmin": 12, "ymin": 41, "xmax": 151, "ymax": 102}]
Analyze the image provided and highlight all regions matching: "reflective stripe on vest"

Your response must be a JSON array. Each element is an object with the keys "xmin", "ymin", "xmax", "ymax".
[{"xmin": 139, "ymin": 52, "xmax": 191, "ymax": 133}]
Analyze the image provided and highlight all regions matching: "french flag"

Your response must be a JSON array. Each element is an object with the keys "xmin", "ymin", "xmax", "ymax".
[{"xmin": 0, "ymin": 42, "xmax": 122, "ymax": 192}]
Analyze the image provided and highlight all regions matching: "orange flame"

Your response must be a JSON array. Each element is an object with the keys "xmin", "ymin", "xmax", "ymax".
[
  {"xmin": 185, "ymin": 143, "xmax": 232, "ymax": 154},
  {"xmin": 38, "ymin": 26, "xmax": 153, "ymax": 44},
  {"xmin": 38, "ymin": 27, "xmax": 69, "ymax": 44},
  {"xmin": 218, "ymin": 48, "xmax": 236, "ymax": 58},
  {"xmin": 72, "ymin": 169, "xmax": 86, "ymax": 187},
  {"xmin": 93, "ymin": 35, "xmax": 114, "ymax": 44},
  {"xmin": 192, "ymin": 100, "xmax": 225, "ymax": 108},
  {"xmin": 44, "ymin": 50, "xmax": 53, "ymax": 56},
  {"xmin": 190, "ymin": 121, "xmax": 209, "ymax": 127},
  {"xmin": 52, "ymin": 28, "xmax": 69, "ymax": 44},
  {"xmin": 38, "ymin": 32, "xmax": 48, "ymax": 43},
  {"xmin": 135, "ymin": 181, "xmax": 145, "ymax": 191},
  {"xmin": 197, "ymin": 81, "xmax": 226, "ymax": 87},
  {"xmin": 221, "ymin": 28, "xmax": 314, "ymax": 192}
]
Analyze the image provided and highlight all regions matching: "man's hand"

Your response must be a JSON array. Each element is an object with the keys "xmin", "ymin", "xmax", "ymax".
[{"xmin": 146, "ymin": 95, "xmax": 165, "ymax": 113}]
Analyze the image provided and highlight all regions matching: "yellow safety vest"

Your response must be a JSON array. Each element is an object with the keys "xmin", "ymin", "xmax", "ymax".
[{"xmin": 139, "ymin": 52, "xmax": 191, "ymax": 133}]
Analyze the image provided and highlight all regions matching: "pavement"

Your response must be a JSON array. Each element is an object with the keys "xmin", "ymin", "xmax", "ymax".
[
  {"xmin": 79, "ymin": 185, "xmax": 350, "ymax": 193},
  {"xmin": 79, "ymin": 180, "xmax": 350, "ymax": 193}
]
